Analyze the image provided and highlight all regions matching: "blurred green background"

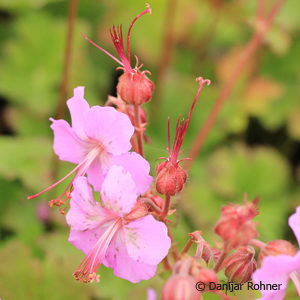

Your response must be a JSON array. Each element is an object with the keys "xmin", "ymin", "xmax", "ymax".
[{"xmin": 0, "ymin": 0, "xmax": 299, "ymax": 299}]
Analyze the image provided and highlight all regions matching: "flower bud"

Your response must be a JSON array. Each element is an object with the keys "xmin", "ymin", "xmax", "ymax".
[
  {"xmin": 196, "ymin": 268, "xmax": 218, "ymax": 291},
  {"xmin": 117, "ymin": 71, "xmax": 154, "ymax": 105},
  {"xmin": 258, "ymin": 240, "xmax": 297, "ymax": 266},
  {"xmin": 156, "ymin": 161, "xmax": 187, "ymax": 196},
  {"xmin": 162, "ymin": 274, "xmax": 200, "ymax": 300},
  {"xmin": 222, "ymin": 246, "xmax": 256, "ymax": 283},
  {"xmin": 214, "ymin": 199, "xmax": 259, "ymax": 248}
]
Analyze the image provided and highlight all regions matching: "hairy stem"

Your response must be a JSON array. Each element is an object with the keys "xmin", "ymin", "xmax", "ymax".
[
  {"xmin": 134, "ymin": 105, "xmax": 144, "ymax": 157},
  {"xmin": 214, "ymin": 242, "xmax": 230, "ymax": 272}
]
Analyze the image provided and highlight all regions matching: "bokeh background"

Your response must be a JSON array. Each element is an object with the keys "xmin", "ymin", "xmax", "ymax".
[{"xmin": 0, "ymin": 0, "xmax": 299, "ymax": 299}]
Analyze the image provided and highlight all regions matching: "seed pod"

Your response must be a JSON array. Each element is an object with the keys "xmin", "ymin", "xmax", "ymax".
[{"xmin": 117, "ymin": 71, "xmax": 154, "ymax": 105}]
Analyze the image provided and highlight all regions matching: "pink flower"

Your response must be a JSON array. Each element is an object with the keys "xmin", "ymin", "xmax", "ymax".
[
  {"xmin": 28, "ymin": 87, "xmax": 152, "ymax": 207},
  {"xmin": 66, "ymin": 166, "xmax": 171, "ymax": 283},
  {"xmin": 252, "ymin": 206, "xmax": 300, "ymax": 299}
]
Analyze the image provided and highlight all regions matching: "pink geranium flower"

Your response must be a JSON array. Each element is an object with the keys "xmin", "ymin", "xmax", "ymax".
[
  {"xmin": 66, "ymin": 166, "xmax": 171, "ymax": 283},
  {"xmin": 28, "ymin": 87, "xmax": 152, "ymax": 207},
  {"xmin": 252, "ymin": 206, "xmax": 300, "ymax": 299}
]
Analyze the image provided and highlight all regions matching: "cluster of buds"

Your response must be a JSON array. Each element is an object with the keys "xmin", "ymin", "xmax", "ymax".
[{"xmin": 214, "ymin": 196, "xmax": 259, "ymax": 248}]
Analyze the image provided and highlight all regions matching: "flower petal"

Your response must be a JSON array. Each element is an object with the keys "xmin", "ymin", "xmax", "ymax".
[
  {"xmin": 68, "ymin": 227, "xmax": 105, "ymax": 255},
  {"xmin": 252, "ymin": 252, "xmax": 300, "ymax": 300},
  {"xmin": 100, "ymin": 166, "xmax": 138, "ymax": 216},
  {"xmin": 86, "ymin": 154, "xmax": 113, "ymax": 192},
  {"xmin": 124, "ymin": 215, "xmax": 171, "ymax": 265},
  {"xmin": 66, "ymin": 177, "xmax": 114, "ymax": 231},
  {"xmin": 104, "ymin": 229, "xmax": 158, "ymax": 283},
  {"xmin": 112, "ymin": 152, "xmax": 153, "ymax": 195},
  {"xmin": 67, "ymin": 86, "xmax": 90, "ymax": 139},
  {"xmin": 288, "ymin": 206, "xmax": 300, "ymax": 247},
  {"xmin": 83, "ymin": 106, "xmax": 134, "ymax": 155},
  {"xmin": 50, "ymin": 119, "xmax": 88, "ymax": 164}
]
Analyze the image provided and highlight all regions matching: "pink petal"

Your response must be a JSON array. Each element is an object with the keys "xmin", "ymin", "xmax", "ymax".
[
  {"xmin": 288, "ymin": 206, "xmax": 300, "ymax": 247},
  {"xmin": 100, "ymin": 166, "xmax": 138, "ymax": 216},
  {"xmin": 66, "ymin": 177, "xmax": 114, "ymax": 231},
  {"xmin": 67, "ymin": 86, "xmax": 90, "ymax": 139},
  {"xmin": 83, "ymin": 106, "xmax": 134, "ymax": 155},
  {"xmin": 86, "ymin": 154, "xmax": 113, "ymax": 192},
  {"xmin": 50, "ymin": 118, "xmax": 88, "ymax": 164},
  {"xmin": 112, "ymin": 152, "xmax": 153, "ymax": 195},
  {"xmin": 252, "ymin": 252, "xmax": 300, "ymax": 300},
  {"xmin": 68, "ymin": 226, "xmax": 107, "ymax": 255},
  {"xmin": 103, "ymin": 229, "xmax": 158, "ymax": 283},
  {"xmin": 124, "ymin": 215, "xmax": 171, "ymax": 265}
]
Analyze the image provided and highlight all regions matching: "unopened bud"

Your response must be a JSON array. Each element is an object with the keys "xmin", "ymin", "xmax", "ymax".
[
  {"xmin": 156, "ymin": 161, "xmax": 187, "ymax": 196},
  {"xmin": 222, "ymin": 246, "xmax": 256, "ymax": 283},
  {"xmin": 162, "ymin": 274, "xmax": 200, "ymax": 300},
  {"xmin": 258, "ymin": 240, "xmax": 297, "ymax": 266},
  {"xmin": 117, "ymin": 71, "xmax": 154, "ymax": 105},
  {"xmin": 215, "ymin": 199, "xmax": 259, "ymax": 248},
  {"xmin": 196, "ymin": 269, "xmax": 218, "ymax": 291}
]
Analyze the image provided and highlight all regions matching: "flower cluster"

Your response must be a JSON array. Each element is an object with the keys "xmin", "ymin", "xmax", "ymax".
[{"xmin": 28, "ymin": 3, "xmax": 299, "ymax": 299}]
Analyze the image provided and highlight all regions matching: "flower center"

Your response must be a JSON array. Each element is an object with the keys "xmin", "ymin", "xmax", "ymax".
[{"xmin": 73, "ymin": 217, "xmax": 122, "ymax": 283}]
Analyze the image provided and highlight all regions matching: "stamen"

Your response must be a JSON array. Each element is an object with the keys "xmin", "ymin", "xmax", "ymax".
[
  {"xmin": 81, "ymin": 33, "xmax": 124, "ymax": 66},
  {"xmin": 127, "ymin": 4, "xmax": 152, "ymax": 65},
  {"xmin": 73, "ymin": 218, "xmax": 122, "ymax": 283},
  {"xmin": 27, "ymin": 163, "xmax": 81, "ymax": 200},
  {"xmin": 28, "ymin": 145, "xmax": 104, "ymax": 202}
]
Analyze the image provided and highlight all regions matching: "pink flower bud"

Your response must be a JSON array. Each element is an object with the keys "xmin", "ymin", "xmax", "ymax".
[
  {"xmin": 214, "ymin": 198, "xmax": 259, "ymax": 248},
  {"xmin": 258, "ymin": 240, "xmax": 298, "ymax": 266},
  {"xmin": 222, "ymin": 246, "xmax": 257, "ymax": 283},
  {"xmin": 162, "ymin": 275, "xmax": 200, "ymax": 300},
  {"xmin": 117, "ymin": 71, "xmax": 154, "ymax": 105},
  {"xmin": 156, "ymin": 160, "xmax": 187, "ymax": 196},
  {"xmin": 196, "ymin": 268, "xmax": 218, "ymax": 291}
]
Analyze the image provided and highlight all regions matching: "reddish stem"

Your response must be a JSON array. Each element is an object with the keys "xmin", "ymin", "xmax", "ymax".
[
  {"xmin": 160, "ymin": 194, "xmax": 171, "ymax": 221},
  {"xmin": 180, "ymin": 236, "xmax": 195, "ymax": 256},
  {"xmin": 250, "ymin": 239, "xmax": 266, "ymax": 249},
  {"xmin": 213, "ymin": 242, "xmax": 230, "ymax": 273},
  {"xmin": 184, "ymin": 0, "xmax": 286, "ymax": 170},
  {"xmin": 56, "ymin": 0, "xmax": 78, "ymax": 119},
  {"xmin": 134, "ymin": 104, "xmax": 144, "ymax": 157}
]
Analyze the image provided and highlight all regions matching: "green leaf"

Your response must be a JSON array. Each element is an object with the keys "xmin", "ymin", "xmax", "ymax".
[{"xmin": 0, "ymin": 136, "xmax": 52, "ymax": 191}]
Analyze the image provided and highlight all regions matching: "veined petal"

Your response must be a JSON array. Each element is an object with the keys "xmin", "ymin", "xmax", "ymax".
[
  {"xmin": 124, "ymin": 215, "xmax": 171, "ymax": 265},
  {"xmin": 101, "ymin": 165, "xmax": 138, "ymax": 216},
  {"xmin": 112, "ymin": 152, "xmax": 153, "ymax": 195},
  {"xmin": 83, "ymin": 106, "xmax": 134, "ymax": 155},
  {"xmin": 50, "ymin": 118, "xmax": 88, "ymax": 164},
  {"xmin": 252, "ymin": 252, "xmax": 300, "ymax": 300},
  {"xmin": 66, "ymin": 177, "xmax": 114, "ymax": 231},
  {"xmin": 67, "ymin": 86, "xmax": 90, "ymax": 140},
  {"xmin": 288, "ymin": 206, "xmax": 300, "ymax": 247},
  {"xmin": 104, "ymin": 228, "xmax": 158, "ymax": 283}
]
